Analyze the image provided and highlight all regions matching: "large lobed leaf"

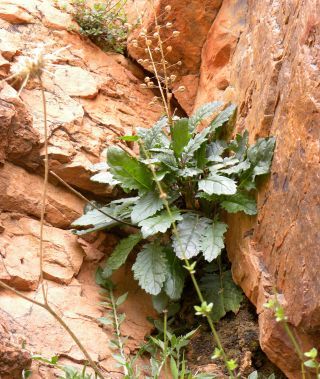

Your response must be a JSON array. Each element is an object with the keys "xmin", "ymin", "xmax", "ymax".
[
  {"xmin": 221, "ymin": 192, "xmax": 257, "ymax": 215},
  {"xmin": 200, "ymin": 221, "xmax": 228, "ymax": 262},
  {"xmin": 139, "ymin": 208, "xmax": 183, "ymax": 238},
  {"xmin": 131, "ymin": 191, "xmax": 164, "ymax": 224},
  {"xmin": 163, "ymin": 249, "xmax": 186, "ymax": 300},
  {"xmin": 209, "ymin": 104, "xmax": 237, "ymax": 133},
  {"xmin": 107, "ymin": 146, "xmax": 154, "ymax": 192},
  {"xmin": 103, "ymin": 233, "xmax": 142, "ymax": 276},
  {"xmin": 172, "ymin": 214, "xmax": 210, "ymax": 259},
  {"xmin": 188, "ymin": 101, "xmax": 223, "ymax": 131},
  {"xmin": 171, "ymin": 118, "xmax": 191, "ymax": 156},
  {"xmin": 198, "ymin": 173, "xmax": 237, "ymax": 195},
  {"xmin": 200, "ymin": 270, "xmax": 243, "ymax": 321},
  {"xmin": 247, "ymin": 137, "xmax": 276, "ymax": 179},
  {"xmin": 132, "ymin": 243, "xmax": 168, "ymax": 295}
]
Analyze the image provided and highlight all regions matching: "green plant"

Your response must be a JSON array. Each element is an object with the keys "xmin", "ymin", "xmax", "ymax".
[
  {"xmin": 72, "ymin": 103, "xmax": 275, "ymax": 323},
  {"xmin": 29, "ymin": 355, "xmax": 96, "ymax": 379},
  {"xmin": 71, "ymin": 0, "xmax": 129, "ymax": 53},
  {"xmin": 264, "ymin": 296, "xmax": 320, "ymax": 379}
]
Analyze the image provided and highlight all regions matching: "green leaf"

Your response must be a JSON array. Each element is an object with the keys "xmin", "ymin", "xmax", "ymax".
[
  {"xmin": 209, "ymin": 104, "xmax": 237, "ymax": 133},
  {"xmin": 247, "ymin": 137, "xmax": 276, "ymax": 179},
  {"xmin": 71, "ymin": 207, "xmax": 118, "ymax": 234},
  {"xmin": 172, "ymin": 214, "xmax": 211, "ymax": 259},
  {"xmin": 172, "ymin": 118, "xmax": 191, "ymax": 156},
  {"xmin": 189, "ymin": 101, "xmax": 223, "ymax": 131},
  {"xmin": 170, "ymin": 357, "xmax": 179, "ymax": 379},
  {"xmin": 229, "ymin": 130, "xmax": 249, "ymax": 160},
  {"xmin": 206, "ymin": 140, "xmax": 227, "ymax": 161},
  {"xmin": 221, "ymin": 192, "xmax": 257, "ymax": 215},
  {"xmin": 182, "ymin": 128, "xmax": 210, "ymax": 161},
  {"xmin": 118, "ymin": 135, "xmax": 140, "ymax": 141},
  {"xmin": 98, "ymin": 317, "xmax": 113, "ymax": 325},
  {"xmin": 131, "ymin": 191, "xmax": 164, "ymax": 224},
  {"xmin": 104, "ymin": 233, "xmax": 142, "ymax": 274},
  {"xmin": 138, "ymin": 209, "xmax": 182, "ymax": 238},
  {"xmin": 200, "ymin": 270, "xmax": 243, "ymax": 321},
  {"xmin": 152, "ymin": 291, "xmax": 169, "ymax": 313},
  {"xmin": 164, "ymin": 249, "xmax": 186, "ymax": 300},
  {"xmin": 247, "ymin": 371, "xmax": 258, "ymax": 379},
  {"xmin": 304, "ymin": 348, "xmax": 318, "ymax": 359},
  {"xmin": 137, "ymin": 116, "xmax": 169, "ymax": 151},
  {"xmin": 304, "ymin": 359, "xmax": 317, "ymax": 368},
  {"xmin": 200, "ymin": 221, "xmax": 228, "ymax": 262},
  {"xmin": 219, "ymin": 159, "xmax": 250, "ymax": 175},
  {"xmin": 107, "ymin": 146, "xmax": 154, "ymax": 192},
  {"xmin": 198, "ymin": 174, "xmax": 237, "ymax": 195},
  {"xmin": 91, "ymin": 171, "xmax": 120, "ymax": 185},
  {"xmin": 177, "ymin": 167, "xmax": 203, "ymax": 178},
  {"xmin": 132, "ymin": 243, "xmax": 168, "ymax": 295},
  {"xmin": 116, "ymin": 292, "xmax": 128, "ymax": 306}
]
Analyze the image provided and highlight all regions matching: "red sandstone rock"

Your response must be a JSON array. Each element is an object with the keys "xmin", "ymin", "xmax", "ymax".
[
  {"xmin": 0, "ymin": 309, "xmax": 31, "ymax": 378},
  {"xmin": 194, "ymin": 0, "xmax": 320, "ymax": 377}
]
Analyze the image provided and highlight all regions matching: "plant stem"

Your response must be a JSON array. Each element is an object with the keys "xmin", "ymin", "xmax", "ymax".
[
  {"xmin": 163, "ymin": 309, "xmax": 168, "ymax": 379},
  {"xmin": 109, "ymin": 288, "xmax": 129, "ymax": 376},
  {"xmin": 49, "ymin": 170, "xmax": 137, "ymax": 228}
]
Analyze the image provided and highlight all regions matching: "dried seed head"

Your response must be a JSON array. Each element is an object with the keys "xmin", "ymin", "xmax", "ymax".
[
  {"xmin": 144, "ymin": 76, "xmax": 151, "ymax": 82},
  {"xmin": 144, "ymin": 48, "xmax": 149, "ymax": 53},
  {"xmin": 144, "ymin": 59, "xmax": 149, "ymax": 64},
  {"xmin": 167, "ymin": 92, "xmax": 173, "ymax": 99},
  {"xmin": 172, "ymin": 30, "xmax": 180, "ymax": 37},
  {"xmin": 165, "ymin": 5, "xmax": 171, "ymax": 12},
  {"xmin": 147, "ymin": 81, "xmax": 154, "ymax": 88},
  {"xmin": 155, "ymin": 25, "xmax": 161, "ymax": 31},
  {"xmin": 166, "ymin": 22, "xmax": 173, "ymax": 29},
  {"xmin": 140, "ymin": 83, "xmax": 147, "ymax": 88},
  {"xmin": 124, "ymin": 23, "xmax": 132, "ymax": 29},
  {"xmin": 177, "ymin": 60, "xmax": 182, "ymax": 66},
  {"xmin": 146, "ymin": 39, "xmax": 152, "ymax": 46},
  {"xmin": 178, "ymin": 85, "xmax": 186, "ymax": 92},
  {"xmin": 170, "ymin": 74, "xmax": 177, "ymax": 82},
  {"xmin": 138, "ymin": 58, "xmax": 144, "ymax": 64},
  {"xmin": 148, "ymin": 65, "xmax": 153, "ymax": 71},
  {"xmin": 153, "ymin": 32, "xmax": 159, "ymax": 38},
  {"xmin": 166, "ymin": 45, "xmax": 172, "ymax": 53},
  {"xmin": 155, "ymin": 47, "xmax": 160, "ymax": 52}
]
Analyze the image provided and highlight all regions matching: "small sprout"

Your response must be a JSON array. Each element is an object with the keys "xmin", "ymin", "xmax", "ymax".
[
  {"xmin": 166, "ymin": 45, "xmax": 173, "ymax": 53},
  {"xmin": 165, "ymin": 5, "xmax": 171, "ymax": 12},
  {"xmin": 304, "ymin": 348, "xmax": 318, "ymax": 359},
  {"xmin": 183, "ymin": 261, "xmax": 197, "ymax": 274},
  {"xmin": 226, "ymin": 359, "xmax": 238, "ymax": 371},
  {"xmin": 172, "ymin": 30, "xmax": 180, "ymax": 38},
  {"xmin": 211, "ymin": 347, "xmax": 222, "ymax": 360},
  {"xmin": 194, "ymin": 301, "xmax": 213, "ymax": 317}
]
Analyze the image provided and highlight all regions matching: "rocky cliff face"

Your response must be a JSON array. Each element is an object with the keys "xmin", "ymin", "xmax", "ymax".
[
  {"xmin": 0, "ymin": 0, "xmax": 319, "ymax": 378},
  {"xmin": 0, "ymin": 1, "xmax": 160, "ymax": 377}
]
